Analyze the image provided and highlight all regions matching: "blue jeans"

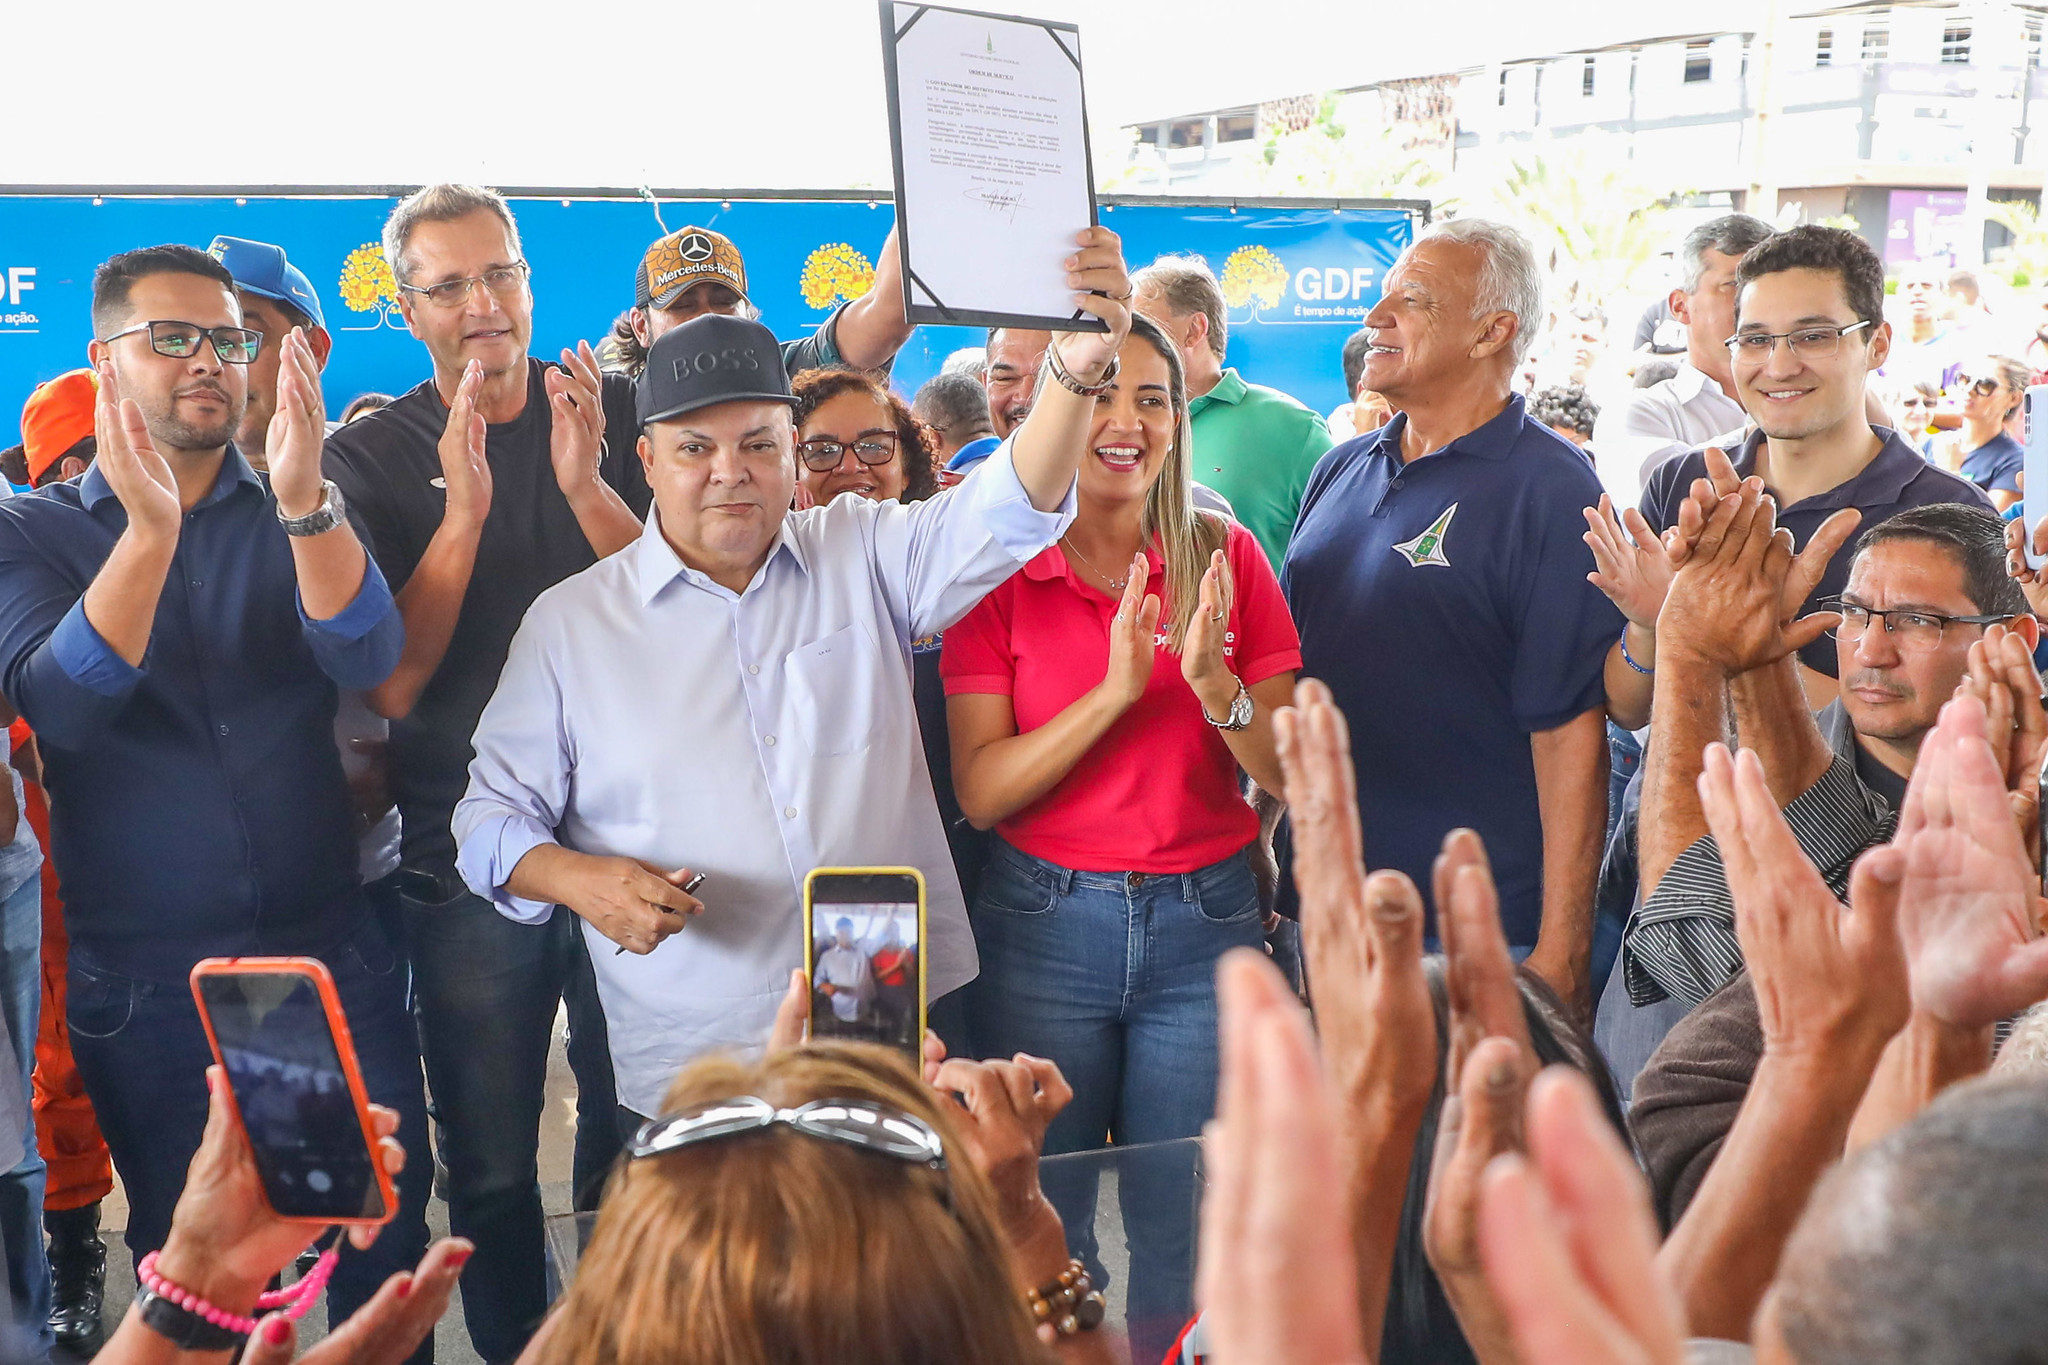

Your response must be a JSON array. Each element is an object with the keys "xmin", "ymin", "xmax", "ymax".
[
  {"xmin": 0, "ymin": 872, "xmax": 48, "ymax": 1359},
  {"xmin": 966, "ymin": 838, "xmax": 1263, "ymax": 1364},
  {"xmin": 66, "ymin": 918, "xmax": 431, "ymax": 1359},
  {"xmin": 403, "ymin": 891, "xmax": 617, "ymax": 1365}
]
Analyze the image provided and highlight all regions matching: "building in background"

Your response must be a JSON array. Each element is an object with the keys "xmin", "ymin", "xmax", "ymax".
[{"xmin": 1117, "ymin": 1, "xmax": 2048, "ymax": 268}]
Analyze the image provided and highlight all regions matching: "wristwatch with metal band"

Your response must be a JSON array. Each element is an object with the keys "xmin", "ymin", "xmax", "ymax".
[
  {"xmin": 1205, "ymin": 677, "xmax": 1254, "ymax": 732},
  {"xmin": 277, "ymin": 479, "xmax": 347, "ymax": 537}
]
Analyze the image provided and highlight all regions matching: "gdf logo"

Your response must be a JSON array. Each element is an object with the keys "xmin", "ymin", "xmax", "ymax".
[
  {"xmin": 0, "ymin": 268, "xmax": 33, "ymax": 306},
  {"xmin": 677, "ymin": 234, "xmax": 715, "ymax": 263}
]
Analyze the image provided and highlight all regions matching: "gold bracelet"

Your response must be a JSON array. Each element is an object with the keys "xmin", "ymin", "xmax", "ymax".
[
  {"xmin": 1044, "ymin": 343, "xmax": 1120, "ymax": 397},
  {"xmin": 1024, "ymin": 1257, "xmax": 1106, "ymax": 1336}
]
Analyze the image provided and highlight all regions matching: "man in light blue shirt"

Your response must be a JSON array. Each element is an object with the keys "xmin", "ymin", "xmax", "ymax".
[{"xmin": 454, "ymin": 232, "xmax": 1131, "ymax": 1117}]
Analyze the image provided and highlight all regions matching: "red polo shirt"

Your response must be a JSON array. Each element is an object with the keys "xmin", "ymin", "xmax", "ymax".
[{"xmin": 942, "ymin": 520, "xmax": 1300, "ymax": 874}]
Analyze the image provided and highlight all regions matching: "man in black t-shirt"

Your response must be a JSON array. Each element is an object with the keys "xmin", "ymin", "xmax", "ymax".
[
  {"xmin": 602, "ymin": 222, "xmax": 913, "ymax": 379},
  {"xmin": 322, "ymin": 183, "xmax": 647, "ymax": 1365}
]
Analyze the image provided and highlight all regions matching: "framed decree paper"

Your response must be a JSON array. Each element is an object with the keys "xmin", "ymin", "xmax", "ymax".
[{"xmin": 881, "ymin": 2, "xmax": 1106, "ymax": 332}]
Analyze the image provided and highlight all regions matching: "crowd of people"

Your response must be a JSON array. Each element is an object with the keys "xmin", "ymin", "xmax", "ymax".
[{"xmin": 0, "ymin": 176, "xmax": 2041, "ymax": 1365}]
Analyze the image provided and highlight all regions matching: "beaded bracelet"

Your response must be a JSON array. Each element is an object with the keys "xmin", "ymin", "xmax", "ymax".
[
  {"xmin": 1024, "ymin": 1257, "xmax": 1106, "ymax": 1338},
  {"xmin": 136, "ymin": 1244, "xmax": 339, "ymax": 1338}
]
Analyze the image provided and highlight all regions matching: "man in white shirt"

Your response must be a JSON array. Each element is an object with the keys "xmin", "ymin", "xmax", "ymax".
[
  {"xmin": 453, "ymin": 232, "xmax": 1131, "ymax": 1119},
  {"xmin": 814, "ymin": 919, "xmax": 875, "ymax": 1028},
  {"xmin": 1591, "ymin": 215, "xmax": 1773, "ymax": 507}
]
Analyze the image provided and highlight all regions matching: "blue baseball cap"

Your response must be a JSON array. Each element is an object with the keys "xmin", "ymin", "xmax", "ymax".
[{"xmin": 206, "ymin": 235, "xmax": 324, "ymax": 331}]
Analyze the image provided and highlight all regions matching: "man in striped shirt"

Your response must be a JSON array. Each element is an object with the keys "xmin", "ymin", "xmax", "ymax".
[{"xmin": 1623, "ymin": 499, "xmax": 2040, "ymax": 1017}]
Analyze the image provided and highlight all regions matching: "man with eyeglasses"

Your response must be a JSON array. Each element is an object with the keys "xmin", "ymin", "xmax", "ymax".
[
  {"xmin": 322, "ymin": 183, "xmax": 646, "ymax": 1365},
  {"xmin": 1602, "ymin": 495, "xmax": 2041, "ymax": 1092},
  {"xmin": 1599, "ymin": 227, "xmax": 1990, "ymax": 734},
  {"xmin": 0, "ymin": 244, "xmax": 433, "ymax": 1347}
]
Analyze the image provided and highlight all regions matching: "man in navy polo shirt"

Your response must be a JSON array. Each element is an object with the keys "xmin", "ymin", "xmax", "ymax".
[{"xmin": 1284, "ymin": 219, "xmax": 1621, "ymax": 1016}]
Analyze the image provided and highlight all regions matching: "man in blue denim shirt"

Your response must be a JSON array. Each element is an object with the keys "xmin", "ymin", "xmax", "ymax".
[{"xmin": 0, "ymin": 245, "xmax": 430, "ymax": 1352}]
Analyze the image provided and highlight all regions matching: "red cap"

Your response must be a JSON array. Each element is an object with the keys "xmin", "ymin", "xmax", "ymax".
[{"xmin": 21, "ymin": 370, "xmax": 97, "ymax": 484}]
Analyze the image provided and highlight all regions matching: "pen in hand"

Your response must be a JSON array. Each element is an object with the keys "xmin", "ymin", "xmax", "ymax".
[{"xmin": 617, "ymin": 870, "xmax": 706, "ymax": 955}]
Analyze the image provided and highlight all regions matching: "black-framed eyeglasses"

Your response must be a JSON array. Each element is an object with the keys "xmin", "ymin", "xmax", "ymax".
[
  {"xmin": 1897, "ymin": 396, "xmax": 1933, "ymax": 408},
  {"xmin": 97, "ymin": 320, "xmax": 263, "ymax": 365},
  {"xmin": 797, "ymin": 433, "xmax": 900, "ymax": 472},
  {"xmin": 1726, "ymin": 320, "xmax": 1873, "ymax": 361},
  {"xmin": 1821, "ymin": 595, "xmax": 2014, "ymax": 653},
  {"xmin": 397, "ymin": 262, "xmax": 529, "ymax": 308},
  {"xmin": 629, "ymin": 1095, "xmax": 948, "ymax": 1176}
]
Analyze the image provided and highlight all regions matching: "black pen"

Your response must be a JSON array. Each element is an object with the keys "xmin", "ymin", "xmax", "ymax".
[{"xmin": 617, "ymin": 871, "xmax": 707, "ymax": 955}]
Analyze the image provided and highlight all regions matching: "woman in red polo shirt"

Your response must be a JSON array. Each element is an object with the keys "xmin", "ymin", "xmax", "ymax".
[{"xmin": 941, "ymin": 311, "xmax": 1300, "ymax": 1157}]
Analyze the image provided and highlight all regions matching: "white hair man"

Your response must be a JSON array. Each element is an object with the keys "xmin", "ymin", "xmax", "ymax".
[{"xmin": 1282, "ymin": 218, "xmax": 1621, "ymax": 1017}]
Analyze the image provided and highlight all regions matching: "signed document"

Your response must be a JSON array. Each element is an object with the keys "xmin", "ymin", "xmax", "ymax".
[{"xmin": 881, "ymin": 2, "xmax": 1105, "ymax": 332}]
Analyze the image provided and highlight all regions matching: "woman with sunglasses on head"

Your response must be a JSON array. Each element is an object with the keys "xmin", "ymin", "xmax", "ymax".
[
  {"xmin": 1949, "ymin": 355, "xmax": 2030, "ymax": 511},
  {"xmin": 941, "ymin": 311, "xmax": 1300, "ymax": 1355},
  {"xmin": 536, "ymin": 1042, "xmax": 1115, "ymax": 1365}
]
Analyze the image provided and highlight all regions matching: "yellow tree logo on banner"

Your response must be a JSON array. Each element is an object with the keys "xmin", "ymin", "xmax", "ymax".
[
  {"xmin": 1220, "ymin": 245, "xmax": 1289, "ymax": 320},
  {"xmin": 337, "ymin": 243, "xmax": 403, "ymax": 331},
  {"xmin": 800, "ymin": 244, "xmax": 875, "ymax": 310}
]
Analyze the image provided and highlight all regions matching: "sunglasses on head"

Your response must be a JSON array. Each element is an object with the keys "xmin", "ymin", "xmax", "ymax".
[{"xmin": 628, "ymin": 1095, "xmax": 950, "ymax": 1195}]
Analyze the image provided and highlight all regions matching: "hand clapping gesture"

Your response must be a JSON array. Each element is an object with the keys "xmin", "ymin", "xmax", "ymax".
[
  {"xmin": 1891, "ymin": 695, "xmax": 2048, "ymax": 1031},
  {"xmin": 92, "ymin": 361, "xmax": 181, "ymax": 542},
  {"xmin": 1101, "ymin": 555, "xmax": 1162, "ymax": 709},
  {"xmin": 265, "ymin": 328, "xmax": 330, "ymax": 519},
  {"xmin": 1582, "ymin": 494, "xmax": 1675, "ymax": 631},
  {"xmin": 437, "ymin": 359, "xmax": 492, "ymax": 532},
  {"xmin": 1181, "ymin": 548, "xmax": 1239, "ymax": 718},
  {"xmin": 1952, "ymin": 624, "xmax": 2048, "ymax": 861},
  {"xmin": 546, "ymin": 341, "xmax": 608, "ymax": 499}
]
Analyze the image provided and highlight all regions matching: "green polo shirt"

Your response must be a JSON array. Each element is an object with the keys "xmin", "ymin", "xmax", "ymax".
[{"xmin": 1187, "ymin": 367, "xmax": 1334, "ymax": 572}]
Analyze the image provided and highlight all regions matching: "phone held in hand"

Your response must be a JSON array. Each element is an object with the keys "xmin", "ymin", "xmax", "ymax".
[
  {"xmin": 2024, "ymin": 386, "xmax": 2048, "ymax": 572},
  {"xmin": 189, "ymin": 957, "xmax": 395, "ymax": 1226},
  {"xmin": 802, "ymin": 867, "xmax": 927, "ymax": 1061}
]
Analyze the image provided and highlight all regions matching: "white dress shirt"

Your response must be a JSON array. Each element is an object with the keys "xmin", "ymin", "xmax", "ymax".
[
  {"xmin": 1590, "ymin": 362, "xmax": 1749, "ymax": 509},
  {"xmin": 453, "ymin": 441, "xmax": 1073, "ymax": 1115}
]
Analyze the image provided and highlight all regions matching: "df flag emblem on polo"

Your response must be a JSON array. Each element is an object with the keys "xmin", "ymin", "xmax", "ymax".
[{"xmin": 1393, "ymin": 504, "xmax": 1457, "ymax": 568}]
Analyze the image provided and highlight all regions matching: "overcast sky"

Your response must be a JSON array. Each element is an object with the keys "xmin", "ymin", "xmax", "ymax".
[{"xmin": 6, "ymin": 0, "xmax": 1761, "ymax": 191}]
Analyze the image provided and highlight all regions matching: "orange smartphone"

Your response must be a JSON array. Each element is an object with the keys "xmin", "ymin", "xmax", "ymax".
[{"xmin": 189, "ymin": 958, "xmax": 395, "ymax": 1226}]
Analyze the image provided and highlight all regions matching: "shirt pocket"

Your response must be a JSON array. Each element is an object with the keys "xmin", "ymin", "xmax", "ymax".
[{"xmin": 784, "ymin": 623, "xmax": 888, "ymax": 757}]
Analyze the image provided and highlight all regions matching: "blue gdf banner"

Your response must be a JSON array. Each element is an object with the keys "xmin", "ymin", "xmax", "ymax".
[{"xmin": 0, "ymin": 194, "xmax": 1419, "ymax": 447}]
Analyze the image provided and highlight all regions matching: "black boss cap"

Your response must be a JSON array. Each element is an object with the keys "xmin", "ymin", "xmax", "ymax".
[{"xmin": 636, "ymin": 314, "xmax": 795, "ymax": 426}]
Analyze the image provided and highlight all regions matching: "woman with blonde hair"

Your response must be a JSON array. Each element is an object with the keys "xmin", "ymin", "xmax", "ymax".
[
  {"xmin": 942, "ymin": 310, "xmax": 1301, "ymax": 1354},
  {"xmin": 537, "ymin": 1042, "xmax": 1113, "ymax": 1365}
]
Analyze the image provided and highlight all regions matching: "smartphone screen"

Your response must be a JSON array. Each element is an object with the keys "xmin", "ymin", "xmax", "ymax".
[
  {"xmin": 806, "ymin": 871, "xmax": 925, "ymax": 1058},
  {"xmin": 2025, "ymin": 385, "xmax": 2048, "ymax": 571},
  {"xmin": 193, "ymin": 969, "xmax": 387, "ymax": 1221}
]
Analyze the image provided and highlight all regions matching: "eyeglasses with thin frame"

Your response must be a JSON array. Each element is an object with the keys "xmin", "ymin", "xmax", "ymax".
[
  {"xmin": 1820, "ymin": 594, "xmax": 2014, "ymax": 653},
  {"xmin": 397, "ymin": 262, "xmax": 530, "ymax": 308},
  {"xmin": 628, "ymin": 1095, "xmax": 949, "ymax": 1192},
  {"xmin": 797, "ymin": 433, "xmax": 901, "ymax": 472},
  {"xmin": 97, "ymin": 320, "xmax": 263, "ymax": 365},
  {"xmin": 1897, "ymin": 396, "xmax": 1933, "ymax": 409},
  {"xmin": 1726, "ymin": 320, "xmax": 1873, "ymax": 362}
]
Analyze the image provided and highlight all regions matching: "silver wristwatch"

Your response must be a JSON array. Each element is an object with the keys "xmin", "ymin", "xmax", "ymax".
[
  {"xmin": 277, "ymin": 479, "xmax": 346, "ymax": 537},
  {"xmin": 1205, "ymin": 678, "xmax": 1254, "ymax": 732}
]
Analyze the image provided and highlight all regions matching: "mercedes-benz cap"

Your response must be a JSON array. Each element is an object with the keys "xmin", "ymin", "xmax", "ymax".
[
  {"xmin": 636, "ymin": 314, "xmax": 794, "ymax": 426},
  {"xmin": 634, "ymin": 226, "xmax": 749, "ymax": 309}
]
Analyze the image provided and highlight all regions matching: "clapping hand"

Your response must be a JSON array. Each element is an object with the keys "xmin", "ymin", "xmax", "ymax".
[
  {"xmin": 1953, "ymin": 624, "xmax": 2048, "ymax": 860},
  {"xmin": 265, "ymin": 328, "xmax": 330, "ymax": 518},
  {"xmin": 1181, "ymin": 549, "xmax": 1239, "ymax": 719},
  {"xmin": 1582, "ymin": 495, "xmax": 1675, "ymax": 630},
  {"xmin": 1199, "ymin": 950, "xmax": 1370, "ymax": 1365},
  {"xmin": 437, "ymin": 360, "xmax": 491, "ymax": 532},
  {"xmin": 1696, "ymin": 743, "xmax": 1909, "ymax": 1060},
  {"xmin": 930, "ymin": 1053, "xmax": 1072, "ymax": 1265},
  {"xmin": 1476, "ymin": 1070, "xmax": 1688, "ymax": 1365},
  {"xmin": 1892, "ymin": 695, "xmax": 2048, "ymax": 1031},
  {"xmin": 92, "ymin": 361, "xmax": 181, "ymax": 542},
  {"xmin": 546, "ymin": 342, "xmax": 607, "ymax": 499},
  {"xmin": 1101, "ymin": 554, "xmax": 1162, "ymax": 709},
  {"xmin": 1275, "ymin": 679, "xmax": 1436, "ymax": 1114}
]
